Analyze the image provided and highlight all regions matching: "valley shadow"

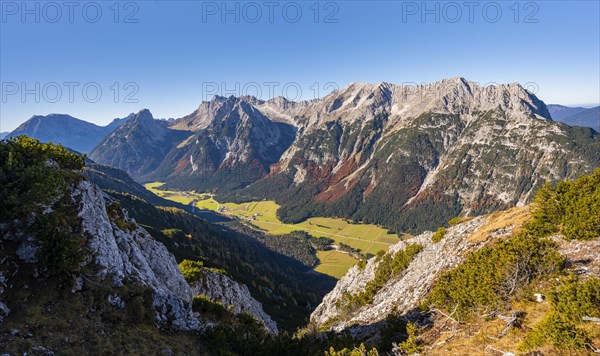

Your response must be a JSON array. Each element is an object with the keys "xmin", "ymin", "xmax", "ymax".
[{"xmin": 326, "ymin": 307, "xmax": 429, "ymax": 350}]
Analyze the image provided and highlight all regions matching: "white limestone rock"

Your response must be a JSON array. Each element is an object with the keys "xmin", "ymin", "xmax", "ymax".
[
  {"xmin": 74, "ymin": 180, "xmax": 201, "ymax": 331},
  {"xmin": 189, "ymin": 268, "xmax": 278, "ymax": 334},
  {"xmin": 310, "ymin": 216, "xmax": 508, "ymax": 335}
]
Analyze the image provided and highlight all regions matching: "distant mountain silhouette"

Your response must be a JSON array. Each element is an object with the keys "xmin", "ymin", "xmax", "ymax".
[{"xmin": 8, "ymin": 113, "xmax": 133, "ymax": 152}]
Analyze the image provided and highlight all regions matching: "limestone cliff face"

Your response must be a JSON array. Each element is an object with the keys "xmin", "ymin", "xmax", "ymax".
[
  {"xmin": 310, "ymin": 215, "xmax": 516, "ymax": 335},
  {"xmin": 189, "ymin": 269, "xmax": 278, "ymax": 334},
  {"xmin": 74, "ymin": 180, "xmax": 201, "ymax": 331}
]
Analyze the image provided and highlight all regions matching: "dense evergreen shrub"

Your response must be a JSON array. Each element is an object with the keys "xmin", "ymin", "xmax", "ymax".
[
  {"xmin": 431, "ymin": 227, "xmax": 447, "ymax": 243},
  {"xmin": 0, "ymin": 136, "xmax": 86, "ymax": 275},
  {"xmin": 394, "ymin": 322, "xmax": 422, "ymax": 355},
  {"xmin": 527, "ymin": 168, "xmax": 600, "ymax": 241},
  {"xmin": 178, "ymin": 259, "xmax": 205, "ymax": 283},
  {"xmin": 425, "ymin": 233, "xmax": 563, "ymax": 318}
]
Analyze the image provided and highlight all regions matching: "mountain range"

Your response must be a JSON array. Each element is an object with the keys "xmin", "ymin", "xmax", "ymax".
[
  {"xmin": 88, "ymin": 78, "xmax": 600, "ymax": 233},
  {"xmin": 548, "ymin": 104, "xmax": 600, "ymax": 131},
  {"xmin": 6, "ymin": 78, "xmax": 599, "ymax": 234},
  {"xmin": 6, "ymin": 113, "xmax": 133, "ymax": 153}
]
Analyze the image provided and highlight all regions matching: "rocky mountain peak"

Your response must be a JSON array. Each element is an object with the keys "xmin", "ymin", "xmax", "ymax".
[
  {"xmin": 128, "ymin": 109, "xmax": 160, "ymax": 130},
  {"xmin": 106, "ymin": 112, "xmax": 135, "ymax": 131},
  {"xmin": 89, "ymin": 109, "xmax": 191, "ymax": 177},
  {"xmin": 135, "ymin": 108, "xmax": 153, "ymax": 120},
  {"xmin": 211, "ymin": 95, "xmax": 229, "ymax": 103},
  {"xmin": 268, "ymin": 96, "xmax": 291, "ymax": 106},
  {"xmin": 107, "ymin": 109, "xmax": 164, "ymax": 141},
  {"xmin": 172, "ymin": 95, "xmax": 237, "ymax": 131}
]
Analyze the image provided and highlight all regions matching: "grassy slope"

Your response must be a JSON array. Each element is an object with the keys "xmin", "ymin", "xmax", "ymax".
[{"xmin": 315, "ymin": 250, "xmax": 359, "ymax": 279}]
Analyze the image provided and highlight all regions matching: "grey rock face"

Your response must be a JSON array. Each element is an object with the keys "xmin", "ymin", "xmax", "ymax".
[
  {"xmin": 310, "ymin": 216, "xmax": 512, "ymax": 334},
  {"xmin": 0, "ymin": 302, "xmax": 9, "ymax": 322},
  {"xmin": 74, "ymin": 180, "xmax": 200, "ymax": 331},
  {"xmin": 89, "ymin": 109, "xmax": 191, "ymax": 177},
  {"xmin": 189, "ymin": 268, "xmax": 278, "ymax": 334},
  {"xmin": 551, "ymin": 234, "xmax": 600, "ymax": 278},
  {"xmin": 16, "ymin": 238, "xmax": 37, "ymax": 263},
  {"xmin": 108, "ymin": 294, "xmax": 126, "ymax": 309},
  {"xmin": 0, "ymin": 273, "xmax": 8, "ymax": 321}
]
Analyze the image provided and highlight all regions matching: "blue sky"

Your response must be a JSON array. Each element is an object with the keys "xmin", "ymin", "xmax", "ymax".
[{"xmin": 1, "ymin": 0, "xmax": 599, "ymax": 131}]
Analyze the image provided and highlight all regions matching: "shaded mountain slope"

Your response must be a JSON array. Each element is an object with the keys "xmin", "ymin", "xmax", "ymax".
[
  {"xmin": 147, "ymin": 96, "xmax": 296, "ymax": 192},
  {"xmin": 8, "ymin": 113, "xmax": 132, "ymax": 152},
  {"xmin": 89, "ymin": 109, "xmax": 192, "ymax": 177}
]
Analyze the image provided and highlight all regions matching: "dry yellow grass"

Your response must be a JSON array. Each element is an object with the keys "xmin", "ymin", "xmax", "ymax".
[
  {"xmin": 468, "ymin": 205, "xmax": 532, "ymax": 244},
  {"xmin": 425, "ymin": 297, "xmax": 553, "ymax": 355},
  {"xmin": 176, "ymin": 135, "xmax": 195, "ymax": 148},
  {"xmin": 425, "ymin": 293, "xmax": 600, "ymax": 355}
]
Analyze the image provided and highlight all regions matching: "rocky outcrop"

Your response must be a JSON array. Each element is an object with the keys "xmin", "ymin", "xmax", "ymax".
[
  {"xmin": 0, "ymin": 178, "xmax": 202, "ymax": 331},
  {"xmin": 552, "ymin": 234, "xmax": 600, "ymax": 278},
  {"xmin": 189, "ymin": 268, "xmax": 278, "ymax": 334},
  {"xmin": 310, "ymin": 214, "xmax": 519, "ymax": 335},
  {"xmin": 75, "ymin": 179, "xmax": 279, "ymax": 333},
  {"xmin": 74, "ymin": 180, "xmax": 201, "ymax": 331},
  {"xmin": 0, "ymin": 272, "xmax": 9, "ymax": 322}
]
